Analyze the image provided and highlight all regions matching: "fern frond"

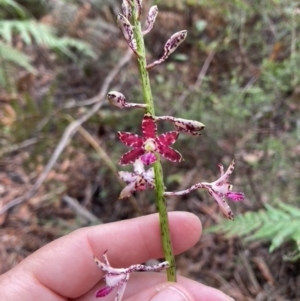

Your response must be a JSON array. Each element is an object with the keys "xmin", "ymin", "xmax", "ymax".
[
  {"xmin": 205, "ymin": 203, "xmax": 300, "ymax": 259},
  {"xmin": 0, "ymin": 41, "xmax": 36, "ymax": 72},
  {"xmin": 0, "ymin": 0, "xmax": 27, "ymax": 18},
  {"xmin": 0, "ymin": 20, "xmax": 96, "ymax": 58}
]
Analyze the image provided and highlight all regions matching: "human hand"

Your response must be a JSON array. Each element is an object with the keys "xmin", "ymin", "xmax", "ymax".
[{"xmin": 0, "ymin": 212, "xmax": 233, "ymax": 301}]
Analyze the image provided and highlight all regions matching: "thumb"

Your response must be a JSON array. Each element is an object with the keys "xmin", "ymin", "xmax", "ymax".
[{"xmin": 124, "ymin": 283, "xmax": 195, "ymax": 301}]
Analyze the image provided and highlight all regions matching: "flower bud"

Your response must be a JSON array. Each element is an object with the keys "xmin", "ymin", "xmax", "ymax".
[
  {"xmin": 155, "ymin": 116, "xmax": 205, "ymax": 135},
  {"xmin": 147, "ymin": 30, "xmax": 187, "ymax": 69},
  {"xmin": 143, "ymin": 5, "xmax": 158, "ymax": 35},
  {"xmin": 117, "ymin": 14, "xmax": 138, "ymax": 55},
  {"xmin": 107, "ymin": 91, "xmax": 148, "ymax": 109},
  {"xmin": 122, "ymin": 0, "xmax": 132, "ymax": 19}
]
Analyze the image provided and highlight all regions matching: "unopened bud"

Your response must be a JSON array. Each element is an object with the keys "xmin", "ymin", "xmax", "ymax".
[
  {"xmin": 147, "ymin": 30, "xmax": 187, "ymax": 69},
  {"xmin": 155, "ymin": 116, "xmax": 205, "ymax": 135},
  {"xmin": 107, "ymin": 91, "xmax": 148, "ymax": 109},
  {"xmin": 143, "ymin": 5, "xmax": 158, "ymax": 35},
  {"xmin": 122, "ymin": 0, "xmax": 132, "ymax": 19},
  {"xmin": 117, "ymin": 14, "xmax": 138, "ymax": 55}
]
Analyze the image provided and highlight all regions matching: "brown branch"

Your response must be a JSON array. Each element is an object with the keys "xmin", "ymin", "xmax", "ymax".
[{"xmin": 0, "ymin": 49, "xmax": 133, "ymax": 215}]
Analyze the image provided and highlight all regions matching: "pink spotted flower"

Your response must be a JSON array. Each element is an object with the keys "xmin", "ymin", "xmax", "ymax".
[
  {"xmin": 164, "ymin": 160, "xmax": 244, "ymax": 220},
  {"xmin": 94, "ymin": 251, "xmax": 169, "ymax": 301},
  {"xmin": 118, "ymin": 113, "xmax": 183, "ymax": 165},
  {"xmin": 118, "ymin": 159, "xmax": 155, "ymax": 199}
]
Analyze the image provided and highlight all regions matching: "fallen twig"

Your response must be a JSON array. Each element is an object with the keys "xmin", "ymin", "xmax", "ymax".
[
  {"xmin": 62, "ymin": 195, "xmax": 102, "ymax": 224},
  {"xmin": 0, "ymin": 49, "xmax": 133, "ymax": 215}
]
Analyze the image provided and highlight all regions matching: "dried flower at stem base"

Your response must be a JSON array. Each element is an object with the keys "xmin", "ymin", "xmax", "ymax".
[
  {"xmin": 107, "ymin": 91, "xmax": 148, "ymax": 109},
  {"xmin": 143, "ymin": 5, "xmax": 158, "ymax": 35},
  {"xmin": 117, "ymin": 14, "xmax": 139, "ymax": 56},
  {"xmin": 164, "ymin": 160, "xmax": 244, "ymax": 220},
  {"xmin": 118, "ymin": 113, "xmax": 183, "ymax": 165},
  {"xmin": 155, "ymin": 116, "xmax": 205, "ymax": 136},
  {"xmin": 118, "ymin": 159, "xmax": 155, "ymax": 199},
  {"xmin": 147, "ymin": 30, "xmax": 188, "ymax": 69},
  {"xmin": 94, "ymin": 251, "xmax": 169, "ymax": 301}
]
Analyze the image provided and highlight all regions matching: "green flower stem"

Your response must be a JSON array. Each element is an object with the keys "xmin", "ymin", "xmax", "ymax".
[{"xmin": 132, "ymin": 16, "xmax": 176, "ymax": 282}]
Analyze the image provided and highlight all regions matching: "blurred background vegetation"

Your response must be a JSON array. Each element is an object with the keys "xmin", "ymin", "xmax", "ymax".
[{"xmin": 0, "ymin": 0, "xmax": 300, "ymax": 300}]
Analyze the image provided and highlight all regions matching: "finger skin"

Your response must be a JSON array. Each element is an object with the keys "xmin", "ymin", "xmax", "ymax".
[
  {"xmin": 0, "ymin": 212, "xmax": 201, "ymax": 299},
  {"xmin": 75, "ymin": 273, "xmax": 232, "ymax": 301}
]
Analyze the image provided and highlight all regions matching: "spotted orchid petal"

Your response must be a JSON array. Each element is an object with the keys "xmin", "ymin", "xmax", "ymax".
[
  {"xmin": 156, "ymin": 131, "xmax": 179, "ymax": 146},
  {"xmin": 118, "ymin": 171, "xmax": 137, "ymax": 182},
  {"xmin": 143, "ymin": 5, "xmax": 158, "ymax": 35},
  {"xmin": 208, "ymin": 188, "xmax": 234, "ymax": 220},
  {"xmin": 133, "ymin": 158, "xmax": 145, "ymax": 174},
  {"xmin": 117, "ymin": 14, "xmax": 138, "ymax": 56},
  {"xmin": 118, "ymin": 132, "xmax": 143, "ymax": 148},
  {"xmin": 119, "ymin": 148, "xmax": 145, "ymax": 166},
  {"xmin": 157, "ymin": 144, "xmax": 183, "ymax": 163},
  {"xmin": 94, "ymin": 251, "xmax": 169, "ymax": 301},
  {"xmin": 107, "ymin": 91, "xmax": 148, "ymax": 109},
  {"xmin": 119, "ymin": 180, "xmax": 137, "ymax": 199},
  {"xmin": 147, "ymin": 30, "xmax": 188, "ymax": 69},
  {"xmin": 142, "ymin": 113, "xmax": 157, "ymax": 139}
]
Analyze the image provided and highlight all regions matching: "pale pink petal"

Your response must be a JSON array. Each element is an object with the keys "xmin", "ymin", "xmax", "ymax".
[
  {"xmin": 156, "ymin": 131, "xmax": 179, "ymax": 146},
  {"xmin": 214, "ymin": 160, "xmax": 235, "ymax": 185},
  {"xmin": 95, "ymin": 286, "xmax": 114, "ymax": 298},
  {"xmin": 119, "ymin": 148, "xmax": 145, "ymax": 165},
  {"xmin": 115, "ymin": 274, "xmax": 130, "ymax": 301},
  {"xmin": 141, "ymin": 152, "xmax": 157, "ymax": 165},
  {"xmin": 118, "ymin": 171, "xmax": 137, "ymax": 182},
  {"xmin": 118, "ymin": 132, "xmax": 143, "ymax": 147},
  {"xmin": 144, "ymin": 167, "xmax": 155, "ymax": 186},
  {"xmin": 119, "ymin": 182, "xmax": 136, "ymax": 199},
  {"xmin": 142, "ymin": 113, "xmax": 157, "ymax": 139},
  {"xmin": 209, "ymin": 189, "xmax": 234, "ymax": 220},
  {"xmin": 157, "ymin": 145, "xmax": 183, "ymax": 162},
  {"xmin": 133, "ymin": 158, "xmax": 145, "ymax": 174}
]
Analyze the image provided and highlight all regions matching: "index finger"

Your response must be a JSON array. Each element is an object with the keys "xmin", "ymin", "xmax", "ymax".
[{"xmin": 20, "ymin": 212, "xmax": 201, "ymax": 298}]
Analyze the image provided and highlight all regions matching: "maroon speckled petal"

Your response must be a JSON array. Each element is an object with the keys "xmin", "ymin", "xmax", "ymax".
[
  {"xmin": 156, "ymin": 131, "xmax": 179, "ymax": 146},
  {"xmin": 119, "ymin": 148, "xmax": 145, "ymax": 165},
  {"xmin": 96, "ymin": 286, "xmax": 114, "ymax": 298},
  {"xmin": 142, "ymin": 113, "xmax": 157, "ymax": 139},
  {"xmin": 157, "ymin": 145, "xmax": 183, "ymax": 162},
  {"xmin": 118, "ymin": 132, "xmax": 143, "ymax": 147}
]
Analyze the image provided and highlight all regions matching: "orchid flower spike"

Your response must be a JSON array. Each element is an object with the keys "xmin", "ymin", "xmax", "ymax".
[
  {"xmin": 142, "ymin": 5, "xmax": 158, "ymax": 35},
  {"xmin": 117, "ymin": 14, "xmax": 139, "ymax": 56},
  {"xmin": 155, "ymin": 116, "xmax": 205, "ymax": 136},
  {"xmin": 118, "ymin": 158, "xmax": 155, "ymax": 199},
  {"xmin": 147, "ymin": 30, "xmax": 188, "ymax": 69},
  {"xmin": 164, "ymin": 160, "xmax": 244, "ymax": 220},
  {"xmin": 94, "ymin": 251, "xmax": 169, "ymax": 301},
  {"xmin": 118, "ymin": 113, "xmax": 183, "ymax": 165},
  {"xmin": 107, "ymin": 91, "xmax": 148, "ymax": 109}
]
